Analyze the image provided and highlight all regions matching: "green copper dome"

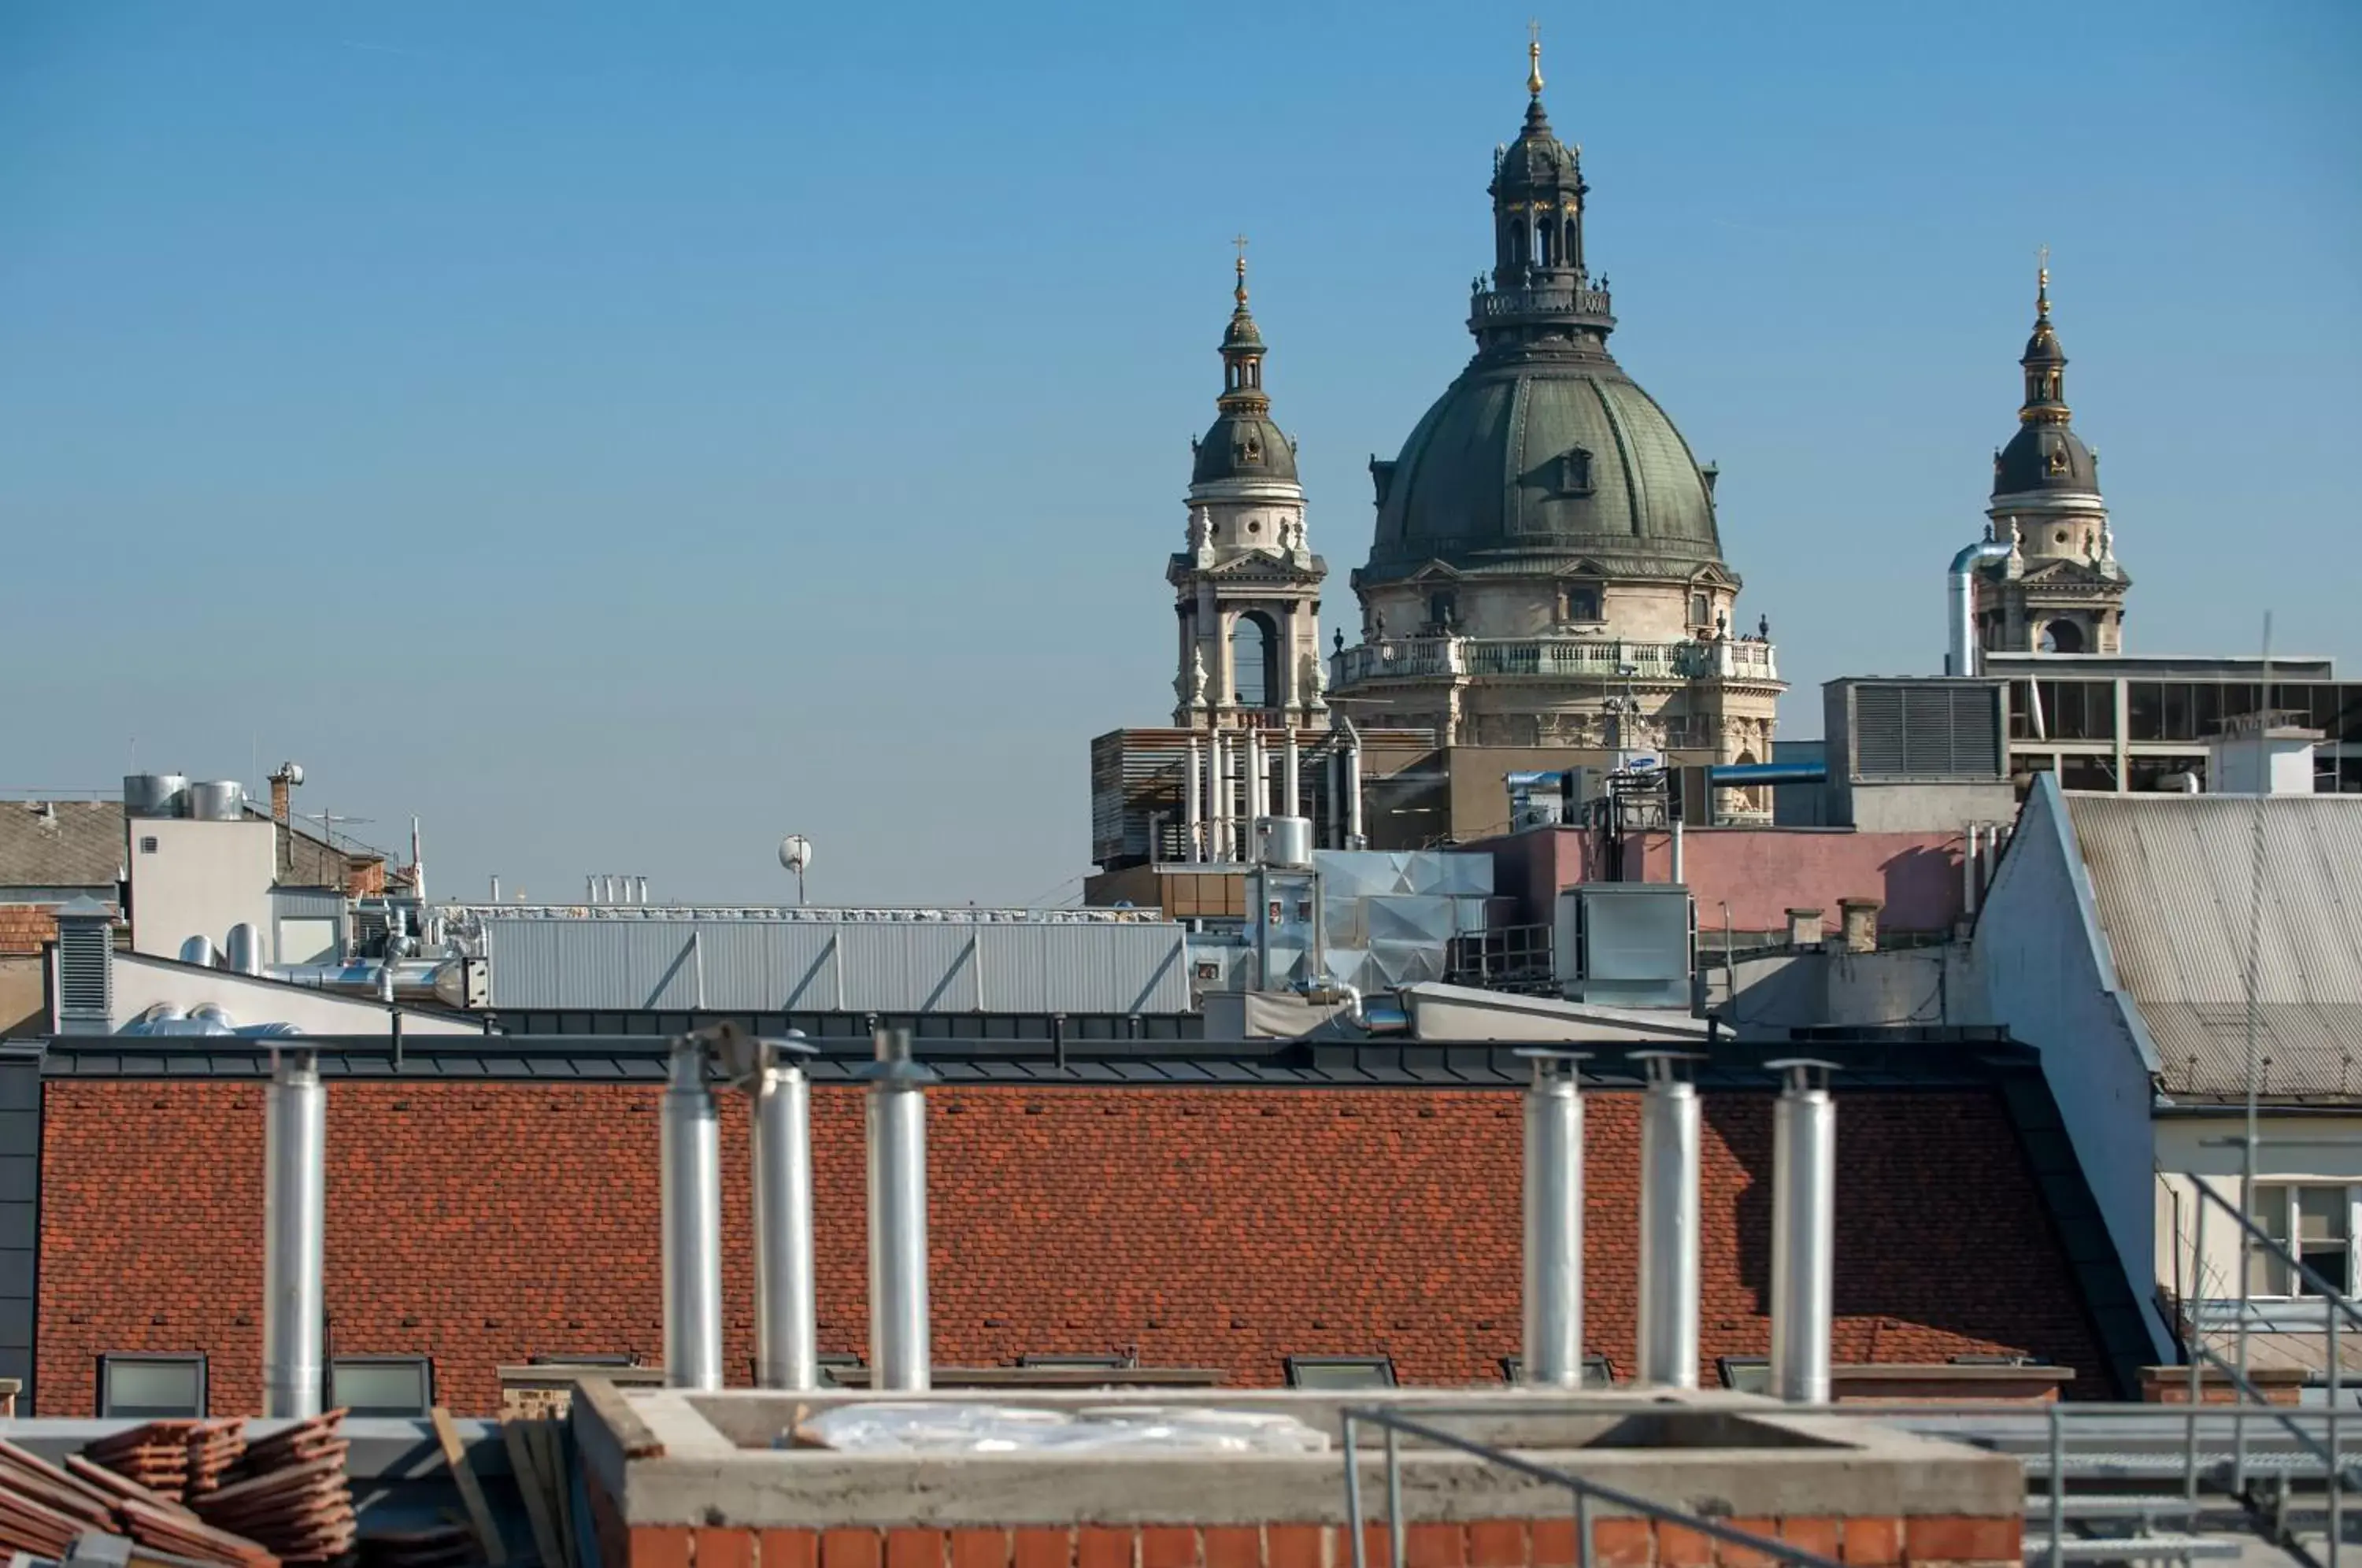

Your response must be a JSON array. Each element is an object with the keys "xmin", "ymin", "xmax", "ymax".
[{"xmin": 1357, "ymin": 78, "xmax": 1723, "ymax": 586}]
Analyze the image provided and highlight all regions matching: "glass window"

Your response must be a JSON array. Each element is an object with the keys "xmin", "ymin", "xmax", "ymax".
[
  {"xmin": 818, "ymin": 1353, "xmax": 864, "ymax": 1389},
  {"xmin": 1716, "ymin": 1356, "xmax": 1772, "ymax": 1395},
  {"xmin": 1017, "ymin": 1353, "xmax": 1132, "ymax": 1369},
  {"xmin": 2247, "ymin": 1185, "xmax": 2354, "ymax": 1297},
  {"xmin": 2058, "ymin": 755, "xmax": 2118, "ymax": 791},
  {"xmin": 1498, "ymin": 1355, "xmax": 1615, "ymax": 1386},
  {"xmin": 2127, "ymin": 682, "xmax": 2164, "ymax": 741},
  {"xmin": 100, "ymin": 1355, "xmax": 205, "ymax": 1418},
  {"xmin": 329, "ymin": 1357, "xmax": 433, "ymax": 1417},
  {"xmin": 1284, "ymin": 1356, "xmax": 1398, "ymax": 1389}
]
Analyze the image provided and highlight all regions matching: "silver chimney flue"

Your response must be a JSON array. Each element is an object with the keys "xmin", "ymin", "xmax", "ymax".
[
  {"xmin": 861, "ymin": 1028, "xmax": 935, "ymax": 1391},
  {"xmin": 746, "ymin": 1031, "xmax": 819, "ymax": 1389},
  {"xmin": 1769, "ymin": 1059, "xmax": 1840, "ymax": 1403},
  {"xmin": 262, "ymin": 1048, "xmax": 325, "ymax": 1418},
  {"xmin": 1946, "ymin": 539, "xmax": 2013, "ymax": 677},
  {"xmin": 1518, "ymin": 1048, "xmax": 1588, "ymax": 1388},
  {"xmin": 661, "ymin": 1034, "xmax": 724, "ymax": 1390},
  {"xmin": 179, "ymin": 934, "xmax": 218, "ymax": 969},
  {"xmin": 1635, "ymin": 1050, "xmax": 1702, "ymax": 1389}
]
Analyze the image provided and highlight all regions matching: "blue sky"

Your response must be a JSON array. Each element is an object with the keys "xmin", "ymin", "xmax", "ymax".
[{"xmin": 4, "ymin": 2, "xmax": 2356, "ymax": 904}]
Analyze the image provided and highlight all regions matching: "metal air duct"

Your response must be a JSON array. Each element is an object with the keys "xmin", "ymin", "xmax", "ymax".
[
  {"xmin": 1518, "ymin": 1048, "xmax": 1588, "ymax": 1388},
  {"xmin": 226, "ymin": 923, "xmax": 265, "ymax": 977},
  {"xmin": 262, "ymin": 1048, "xmax": 326, "ymax": 1418},
  {"xmin": 1635, "ymin": 1050, "xmax": 1701, "ymax": 1389},
  {"xmin": 179, "ymin": 934, "xmax": 218, "ymax": 968},
  {"xmin": 1769, "ymin": 1059, "xmax": 1839, "ymax": 1403},
  {"xmin": 861, "ymin": 1027, "xmax": 935, "ymax": 1391},
  {"xmin": 187, "ymin": 782, "xmax": 244, "ymax": 822},
  {"xmin": 660, "ymin": 1034, "xmax": 724, "ymax": 1390},
  {"xmin": 1946, "ymin": 540, "xmax": 2013, "ymax": 678}
]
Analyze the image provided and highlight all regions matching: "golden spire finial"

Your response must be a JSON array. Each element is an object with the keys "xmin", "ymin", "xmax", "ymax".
[
  {"xmin": 1527, "ymin": 19, "xmax": 1545, "ymax": 97},
  {"xmin": 2035, "ymin": 243, "xmax": 2051, "ymax": 319},
  {"xmin": 1233, "ymin": 233, "xmax": 1249, "ymax": 305}
]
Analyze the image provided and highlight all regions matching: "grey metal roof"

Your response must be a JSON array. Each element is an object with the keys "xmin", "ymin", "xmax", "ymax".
[
  {"xmin": 24, "ymin": 1030, "xmax": 2022, "ymax": 1087},
  {"xmin": 2064, "ymin": 792, "xmax": 2362, "ymax": 1100}
]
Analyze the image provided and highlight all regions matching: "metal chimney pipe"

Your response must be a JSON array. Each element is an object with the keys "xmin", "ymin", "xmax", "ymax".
[
  {"xmin": 1946, "ymin": 539, "xmax": 2013, "ymax": 677},
  {"xmin": 750, "ymin": 1033, "xmax": 819, "ymax": 1390},
  {"xmin": 637, "ymin": 875, "xmax": 650, "ymax": 906},
  {"xmin": 1283, "ymin": 728, "xmax": 1301, "ymax": 819},
  {"xmin": 1183, "ymin": 737, "xmax": 1204, "ymax": 864},
  {"xmin": 1768, "ymin": 1059, "xmax": 1840, "ymax": 1403},
  {"xmin": 490, "ymin": 874, "xmax": 501, "ymax": 904},
  {"xmin": 1635, "ymin": 1051, "xmax": 1702, "ymax": 1388},
  {"xmin": 1962, "ymin": 824, "xmax": 1983, "ymax": 918},
  {"xmin": 1339, "ymin": 714, "xmax": 1365, "ymax": 849},
  {"xmin": 225, "ymin": 923, "xmax": 265, "ymax": 976},
  {"xmin": 660, "ymin": 1034, "xmax": 724, "ymax": 1390},
  {"xmin": 1518, "ymin": 1048, "xmax": 1588, "ymax": 1387},
  {"xmin": 586, "ymin": 875, "xmax": 599, "ymax": 905},
  {"xmin": 861, "ymin": 1027, "xmax": 936, "ymax": 1390},
  {"xmin": 262, "ymin": 1048, "xmax": 326, "ymax": 1418},
  {"xmin": 180, "ymin": 934, "xmax": 218, "ymax": 969}
]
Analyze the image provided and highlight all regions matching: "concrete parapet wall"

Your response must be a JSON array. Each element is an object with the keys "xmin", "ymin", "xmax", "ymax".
[{"xmin": 576, "ymin": 1385, "xmax": 2023, "ymax": 1567}]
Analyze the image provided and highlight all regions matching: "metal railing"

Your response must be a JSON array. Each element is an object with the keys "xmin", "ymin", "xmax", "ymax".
[
  {"xmin": 2166, "ymin": 1167, "xmax": 2360, "ymax": 1555},
  {"xmin": 1339, "ymin": 1403, "xmax": 1844, "ymax": 1568},
  {"xmin": 1340, "ymin": 1396, "xmax": 2360, "ymax": 1568}
]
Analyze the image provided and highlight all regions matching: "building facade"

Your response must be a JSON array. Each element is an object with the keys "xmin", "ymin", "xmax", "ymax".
[{"xmin": 1325, "ymin": 43, "xmax": 1783, "ymax": 792}]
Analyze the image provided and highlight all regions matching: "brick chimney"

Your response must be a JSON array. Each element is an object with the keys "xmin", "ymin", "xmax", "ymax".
[
  {"xmin": 1785, "ymin": 908, "xmax": 1824, "ymax": 949},
  {"xmin": 1837, "ymin": 897, "xmax": 1883, "ymax": 954},
  {"xmin": 267, "ymin": 763, "xmax": 302, "ymax": 881}
]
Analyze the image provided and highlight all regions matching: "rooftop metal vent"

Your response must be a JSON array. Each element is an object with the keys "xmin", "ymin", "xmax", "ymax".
[
  {"xmin": 1827, "ymin": 679, "xmax": 2005, "ymax": 782},
  {"xmin": 54, "ymin": 897, "xmax": 114, "ymax": 1032}
]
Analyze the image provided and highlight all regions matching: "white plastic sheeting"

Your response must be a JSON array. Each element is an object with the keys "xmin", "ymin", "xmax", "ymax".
[{"xmin": 783, "ymin": 1403, "xmax": 1329, "ymax": 1455}]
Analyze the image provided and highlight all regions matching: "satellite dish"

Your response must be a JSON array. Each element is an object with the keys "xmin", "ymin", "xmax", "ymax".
[{"xmin": 779, "ymin": 834, "xmax": 813, "ymax": 873}]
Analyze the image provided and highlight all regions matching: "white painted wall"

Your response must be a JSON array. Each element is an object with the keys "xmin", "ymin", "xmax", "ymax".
[
  {"xmin": 113, "ymin": 952, "xmax": 478, "ymax": 1035},
  {"xmin": 1973, "ymin": 777, "xmax": 2175, "ymax": 1360},
  {"xmin": 127, "ymin": 818, "xmax": 276, "ymax": 960}
]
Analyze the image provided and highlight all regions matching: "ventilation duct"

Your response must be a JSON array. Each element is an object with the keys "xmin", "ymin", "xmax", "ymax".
[
  {"xmin": 1635, "ymin": 1050, "xmax": 1701, "ymax": 1389},
  {"xmin": 1519, "ymin": 1048, "xmax": 1586, "ymax": 1388},
  {"xmin": 262, "ymin": 1048, "xmax": 326, "ymax": 1418},
  {"xmin": 1769, "ymin": 1059, "xmax": 1838, "ymax": 1403},
  {"xmin": 53, "ymin": 897, "xmax": 115, "ymax": 1034},
  {"xmin": 660, "ymin": 1034, "xmax": 724, "ymax": 1391}
]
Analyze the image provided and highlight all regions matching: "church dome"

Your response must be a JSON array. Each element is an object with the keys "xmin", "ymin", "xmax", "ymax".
[
  {"xmin": 1358, "ymin": 54, "xmax": 1723, "ymax": 586},
  {"xmin": 1993, "ymin": 422, "xmax": 2096, "ymax": 497},
  {"xmin": 1364, "ymin": 359, "xmax": 1720, "ymax": 582},
  {"xmin": 1193, "ymin": 410, "xmax": 1297, "ymax": 485}
]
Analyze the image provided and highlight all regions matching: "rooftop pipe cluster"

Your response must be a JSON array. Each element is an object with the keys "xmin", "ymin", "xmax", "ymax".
[{"xmin": 259, "ymin": 1035, "xmax": 1842, "ymax": 1403}]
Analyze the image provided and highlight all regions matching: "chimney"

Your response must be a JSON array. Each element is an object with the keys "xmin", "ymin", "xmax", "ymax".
[
  {"xmin": 1768, "ymin": 1060, "xmax": 1838, "ymax": 1403},
  {"xmin": 861, "ymin": 1028, "xmax": 936, "ymax": 1391},
  {"xmin": 262, "ymin": 1048, "xmax": 326, "ymax": 1418},
  {"xmin": 660, "ymin": 1034, "xmax": 724, "ymax": 1390},
  {"xmin": 739, "ymin": 1030, "xmax": 819, "ymax": 1390},
  {"xmin": 1518, "ymin": 1048, "xmax": 1588, "ymax": 1388},
  {"xmin": 1785, "ymin": 908, "xmax": 1824, "ymax": 949},
  {"xmin": 267, "ymin": 763, "xmax": 302, "ymax": 880},
  {"xmin": 1634, "ymin": 1050, "xmax": 1701, "ymax": 1389},
  {"xmin": 1836, "ymin": 897, "xmax": 1882, "ymax": 954}
]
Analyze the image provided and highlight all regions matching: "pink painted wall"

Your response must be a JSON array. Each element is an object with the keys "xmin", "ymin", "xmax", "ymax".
[{"xmin": 1477, "ymin": 827, "xmax": 1967, "ymax": 935}]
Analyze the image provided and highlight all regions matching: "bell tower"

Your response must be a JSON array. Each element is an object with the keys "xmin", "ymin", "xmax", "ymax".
[
  {"xmin": 1977, "ymin": 258, "xmax": 2131, "ymax": 657},
  {"xmin": 1168, "ymin": 244, "xmax": 1327, "ymax": 730}
]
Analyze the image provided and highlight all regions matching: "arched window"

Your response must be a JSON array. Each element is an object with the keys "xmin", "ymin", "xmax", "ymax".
[
  {"xmin": 1563, "ymin": 583, "xmax": 1601, "ymax": 623},
  {"xmin": 1690, "ymin": 593, "xmax": 1711, "ymax": 627},
  {"xmin": 1535, "ymin": 220, "xmax": 1554, "ymax": 268},
  {"xmin": 1230, "ymin": 612, "xmax": 1279, "ymax": 708},
  {"xmin": 1427, "ymin": 591, "xmax": 1457, "ymax": 633},
  {"xmin": 2040, "ymin": 619, "xmax": 2084, "ymax": 655}
]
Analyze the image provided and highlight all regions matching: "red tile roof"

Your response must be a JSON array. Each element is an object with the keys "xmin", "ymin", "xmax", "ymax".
[{"xmin": 35, "ymin": 1081, "xmax": 2106, "ymax": 1416}]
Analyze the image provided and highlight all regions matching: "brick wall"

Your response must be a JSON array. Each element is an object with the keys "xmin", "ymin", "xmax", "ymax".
[
  {"xmin": 0, "ymin": 907, "xmax": 59, "ymax": 956},
  {"xmin": 35, "ymin": 1082, "xmax": 2105, "ymax": 1416}
]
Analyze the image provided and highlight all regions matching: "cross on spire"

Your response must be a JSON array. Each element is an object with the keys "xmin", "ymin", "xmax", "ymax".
[
  {"xmin": 1526, "ymin": 19, "xmax": 1545, "ymax": 97},
  {"xmin": 1233, "ymin": 234, "xmax": 1249, "ymax": 304},
  {"xmin": 2035, "ymin": 243, "xmax": 2052, "ymax": 319}
]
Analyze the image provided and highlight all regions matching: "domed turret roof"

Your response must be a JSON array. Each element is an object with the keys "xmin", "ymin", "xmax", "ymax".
[
  {"xmin": 1992, "ymin": 265, "xmax": 2101, "ymax": 499},
  {"xmin": 1192, "ymin": 254, "xmax": 1298, "ymax": 488}
]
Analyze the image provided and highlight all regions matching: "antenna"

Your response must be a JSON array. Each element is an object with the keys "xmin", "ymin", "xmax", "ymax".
[
  {"xmin": 779, "ymin": 834, "xmax": 813, "ymax": 907},
  {"xmin": 2235, "ymin": 612, "xmax": 2273, "ymax": 1351}
]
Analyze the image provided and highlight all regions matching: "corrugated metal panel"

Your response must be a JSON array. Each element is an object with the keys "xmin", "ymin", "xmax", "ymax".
[
  {"xmin": 2064, "ymin": 793, "xmax": 2362, "ymax": 1097},
  {"xmin": 484, "ymin": 917, "xmax": 1189, "ymax": 1015}
]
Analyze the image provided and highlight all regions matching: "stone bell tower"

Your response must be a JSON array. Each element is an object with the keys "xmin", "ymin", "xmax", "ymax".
[{"xmin": 1168, "ymin": 246, "xmax": 1327, "ymax": 729}]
